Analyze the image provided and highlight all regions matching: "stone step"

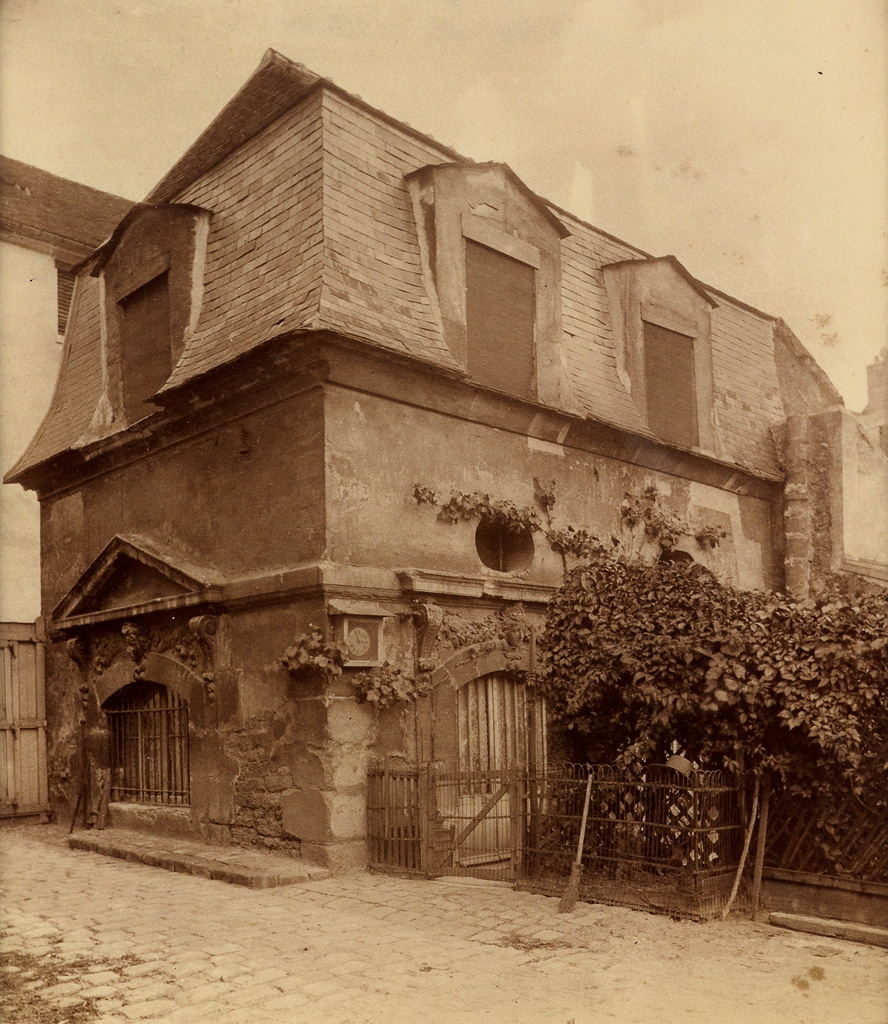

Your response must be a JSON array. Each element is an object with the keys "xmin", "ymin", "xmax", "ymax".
[
  {"xmin": 68, "ymin": 827, "xmax": 330, "ymax": 888},
  {"xmin": 769, "ymin": 912, "xmax": 888, "ymax": 949}
]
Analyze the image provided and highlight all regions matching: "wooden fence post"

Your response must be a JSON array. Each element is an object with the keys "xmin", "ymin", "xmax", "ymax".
[
  {"xmin": 510, "ymin": 766, "xmax": 523, "ymax": 881},
  {"xmin": 751, "ymin": 771, "xmax": 771, "ymax": 921}
]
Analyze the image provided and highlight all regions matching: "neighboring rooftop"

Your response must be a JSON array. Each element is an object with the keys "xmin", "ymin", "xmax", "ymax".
[{"xmin": 0, "ymin": 155, "xmax": 134, "ymax": 264}]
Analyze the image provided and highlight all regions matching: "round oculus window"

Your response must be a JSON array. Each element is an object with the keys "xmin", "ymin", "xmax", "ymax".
[{"xmin": 475, "ymin": 517, "xmax": 534, "ymax": 573}]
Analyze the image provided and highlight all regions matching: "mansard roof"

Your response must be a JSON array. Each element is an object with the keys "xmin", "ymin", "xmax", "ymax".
[{"xmin": 7, "ymin": 49, "xmax": 829, "ymax": 485}]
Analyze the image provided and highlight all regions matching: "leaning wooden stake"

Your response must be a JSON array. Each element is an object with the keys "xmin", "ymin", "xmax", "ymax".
[
  {"xmin": 721, "ymin": 773, "xmax": 760, "ymax": 920},
  {"xmin": 751, "ymin": 772, "xmax": 771, "ymax": 921},
  {"xmin": 69, "ymin": 785, "xmax": 85, "ymax": 834},
  {"xmin": 559, "ymin": 773, "xmax": 594, "ymax": 914}
]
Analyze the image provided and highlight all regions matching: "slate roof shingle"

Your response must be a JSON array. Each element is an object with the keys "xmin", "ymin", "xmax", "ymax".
[
  {"xmin": 7, "ymin": 50, "xmax": 804, "ymax": 484},
  {"xmin": 0, "ymin": 155, "xmax": 134, "ymax": 262}
]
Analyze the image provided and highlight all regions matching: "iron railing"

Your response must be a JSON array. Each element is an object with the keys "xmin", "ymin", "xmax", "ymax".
[
  {"xmin": 517, "ymin": 762, "xmax": 748, "ymax": 920},
  {"xmin": 367, "ymin": 760, "xmax": 750, "ymax": 920}
]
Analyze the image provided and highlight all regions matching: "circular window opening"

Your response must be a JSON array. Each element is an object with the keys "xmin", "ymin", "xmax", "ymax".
[
  {"xmin": 475, "ymin": 517, "xmax": 534, "ymax": 573},
  {"xmin": 658, "ymin": 548, "xmax": 695, "ymax": 566}
]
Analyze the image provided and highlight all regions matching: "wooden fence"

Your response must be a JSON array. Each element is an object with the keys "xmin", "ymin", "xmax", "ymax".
[
  {"xmin": 764, "ymin": 787, "xmax": 887, "ymax": 884},
  {"xmin": 0, "ymin": 622, "xmax": 49, "ymax": 819}
]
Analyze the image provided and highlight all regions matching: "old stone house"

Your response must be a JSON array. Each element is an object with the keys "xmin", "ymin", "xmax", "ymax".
[{"xmin": 5, "ymin": 51, "xmax": 877, "ymax": 870}]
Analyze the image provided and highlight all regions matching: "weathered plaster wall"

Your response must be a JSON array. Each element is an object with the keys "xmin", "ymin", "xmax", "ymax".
[
  {"xmin": 791, "ymin": 407, "xmax": 888, "ymax": 591},
  {"xmin": 40, "ymin": 389, "xmax": 326, "ymax": 615},
  {"xmin": 324, "ymin": 385, "xmax": 779, "ymax": 591},
  {"xmin": 0, "ymin": 241, "xmax": 64, "ymax": 621},
  {"xmin": 38, "ymin": 388, "xmax": 335, "ymax": 855}
]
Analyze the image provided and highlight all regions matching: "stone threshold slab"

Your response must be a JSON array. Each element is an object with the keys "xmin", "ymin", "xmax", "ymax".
[
  {"xmin": 769, "ymin": 912, "xmax": 888, "ymax": 949},
  {"xmin": 68, "ymin": 828, "xmax": 330, "ymax": 888}
]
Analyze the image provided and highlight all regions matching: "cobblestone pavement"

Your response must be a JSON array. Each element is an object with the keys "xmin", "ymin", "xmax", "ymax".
[{"xmin": 2, "ymin": 826, "xmax": 886, "ymax": 1024}]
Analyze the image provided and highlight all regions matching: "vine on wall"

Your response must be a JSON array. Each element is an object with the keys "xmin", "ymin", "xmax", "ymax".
[
  {"xmin": 280, "ymin": 625, "xmax": 346, "ymax": 679},
  {"xmin": 413, "ymin": 479, "xmax": 724, "ymax": 564},
  {"xmin": 281, "ymin": 628, "xmax": 428, "ymax": 710},
  {"xmin": 413, "ymin": 484, "xmax": 541, "ymax": 533},
  {"xmin": 620, "ymin": 486, "xmax": 726, "ymax": 552},
  {"xmin": 351, "ymin": 663, "xmax": 427, "ymax": 708}
]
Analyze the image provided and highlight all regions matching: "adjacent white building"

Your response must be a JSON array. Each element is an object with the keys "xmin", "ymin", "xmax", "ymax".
[{"xmin": 0, "ymin": 156, "xmax": 132, "ymax": 622}]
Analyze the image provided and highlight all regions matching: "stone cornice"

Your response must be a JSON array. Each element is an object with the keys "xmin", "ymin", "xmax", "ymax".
[
  {"xmin": 19, "ymin": 329, "xmax": 783, "ymax": 503},
  {"xmin": 49, "ymin": 559, "xmax": 557, "ymax": 638}
]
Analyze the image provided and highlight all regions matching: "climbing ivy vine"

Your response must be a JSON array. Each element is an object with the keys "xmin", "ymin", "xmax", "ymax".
[
  {"xmin": 351, "ymin": 663, "xmax": 427, "ymax": 708},
  {"xmin": 412, "ymin": 480, "xmax": 725, "ymax": 566},
  {"xmin": 531, "ymin": 556, "xmax": 888, "ymax": 810},
  {"xmin": 280, "ymin": 625, "xmax": 345, "ymax": 679}
]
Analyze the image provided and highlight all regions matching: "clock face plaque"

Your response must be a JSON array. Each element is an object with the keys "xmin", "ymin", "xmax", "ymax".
[
  {"xmin": 340, "ymin": 616, "xmax": 382, "ymax": 665},
  {"xmin": 346, "ymin": 626, "xmax": 371, "ymax": 659}
]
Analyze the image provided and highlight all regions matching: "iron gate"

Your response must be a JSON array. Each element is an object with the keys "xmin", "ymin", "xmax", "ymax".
[{"xmin": 368, "ymin": 761, "xmax": 749, "ymax": 919}]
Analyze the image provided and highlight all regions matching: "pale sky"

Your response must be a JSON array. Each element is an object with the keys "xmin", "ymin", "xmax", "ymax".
[{"xmin": 2, "ymin": 0, "xmax": 885, "ymax": 408}]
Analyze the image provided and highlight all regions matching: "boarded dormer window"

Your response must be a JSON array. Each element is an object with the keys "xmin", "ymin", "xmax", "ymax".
[
  {"xmin": 465, "ymin": 238, "xmax": 535, "ymax": 399},
  {"xmin": 644, "ymin": 321, "xmax": 699, "ymax": 448},
  {"xmin": 119, "ymin": 271, "xmax": 172, "ymax": 420}
]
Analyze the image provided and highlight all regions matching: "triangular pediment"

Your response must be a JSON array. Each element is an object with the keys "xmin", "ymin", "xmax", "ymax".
[
  {"xmin": 602, "ymin": 256, "xmax": 718, "ymax": 308},
  {"xmin": 53, "ymin": 534, "xmax": 225, "ymax": 626}
]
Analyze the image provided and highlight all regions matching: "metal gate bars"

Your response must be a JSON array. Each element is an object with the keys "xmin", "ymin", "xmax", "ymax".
[
  {"xmin": 367, "ymin": 761, "xmax": 523, "ymax": 881},
  {"xmin": 367, "ymin": 760, "xmax": 750, "ymax": 920}
]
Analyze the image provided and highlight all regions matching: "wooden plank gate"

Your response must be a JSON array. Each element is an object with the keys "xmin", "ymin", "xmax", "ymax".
[
  {"xmin": 367, "ymin": 762, "xmax": 523, "ymax": 880},
  {"xmin": 0, "ymin": 622, "xmax": 49, "ymax": 820}
]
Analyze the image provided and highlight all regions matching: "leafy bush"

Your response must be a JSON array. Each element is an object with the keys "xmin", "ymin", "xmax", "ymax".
[{"xmin": 532, "ymin": 557, "xmax": 888, "ymax": 807}]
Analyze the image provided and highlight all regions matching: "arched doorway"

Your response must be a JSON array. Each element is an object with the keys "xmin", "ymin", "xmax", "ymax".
[{"xmin": 103, "ymin": 680, "xmax": 190, "ymax": 805}]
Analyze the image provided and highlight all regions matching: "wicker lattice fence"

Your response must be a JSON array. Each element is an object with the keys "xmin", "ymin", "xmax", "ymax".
[
  {"xmin": 764, "ymin": 787, "xmax": 888, "ymax": 884},
  {"xmin": 368, "ymin": 760, "xmax": 750, "ymax": 920},
  {"xmin": 517, "ymin": 763, "xmax": 749, "ymax": 921}
]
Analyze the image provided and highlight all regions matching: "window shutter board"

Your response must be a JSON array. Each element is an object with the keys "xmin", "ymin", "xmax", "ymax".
[
  {"xmin": 644, "ymin": 322, "xmax": 699, "ymax": 447},
  {"xmin": 57, "ymin": 268, "xmax": 76, "ymax": 334},
  {"xmin": 119, "ymin": 271, "xmax": 172, "ymax": 419},
  {"xmin": 465, "ymin": 239, "xmax": 535, "ymax": 398}
]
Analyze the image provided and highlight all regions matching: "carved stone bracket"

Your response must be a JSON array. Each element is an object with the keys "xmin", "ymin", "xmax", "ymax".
[
  {"xmin": 411, "ymin": 601, "xmax": 444, "ymax": 673},
  {"xmin": 65, "ymin": 636, "xmax": 91, "ymax": 709},
  {"xmin": 65, "ymin": 636, "xmax": 89, "ymax": 673},
  {"xmin": 186, "ymin": 614, "xmax": 218, "ymax": 704},
  {"xmin": 187, "ymin": 615, "xmax": 217, "ymax": 664}
]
